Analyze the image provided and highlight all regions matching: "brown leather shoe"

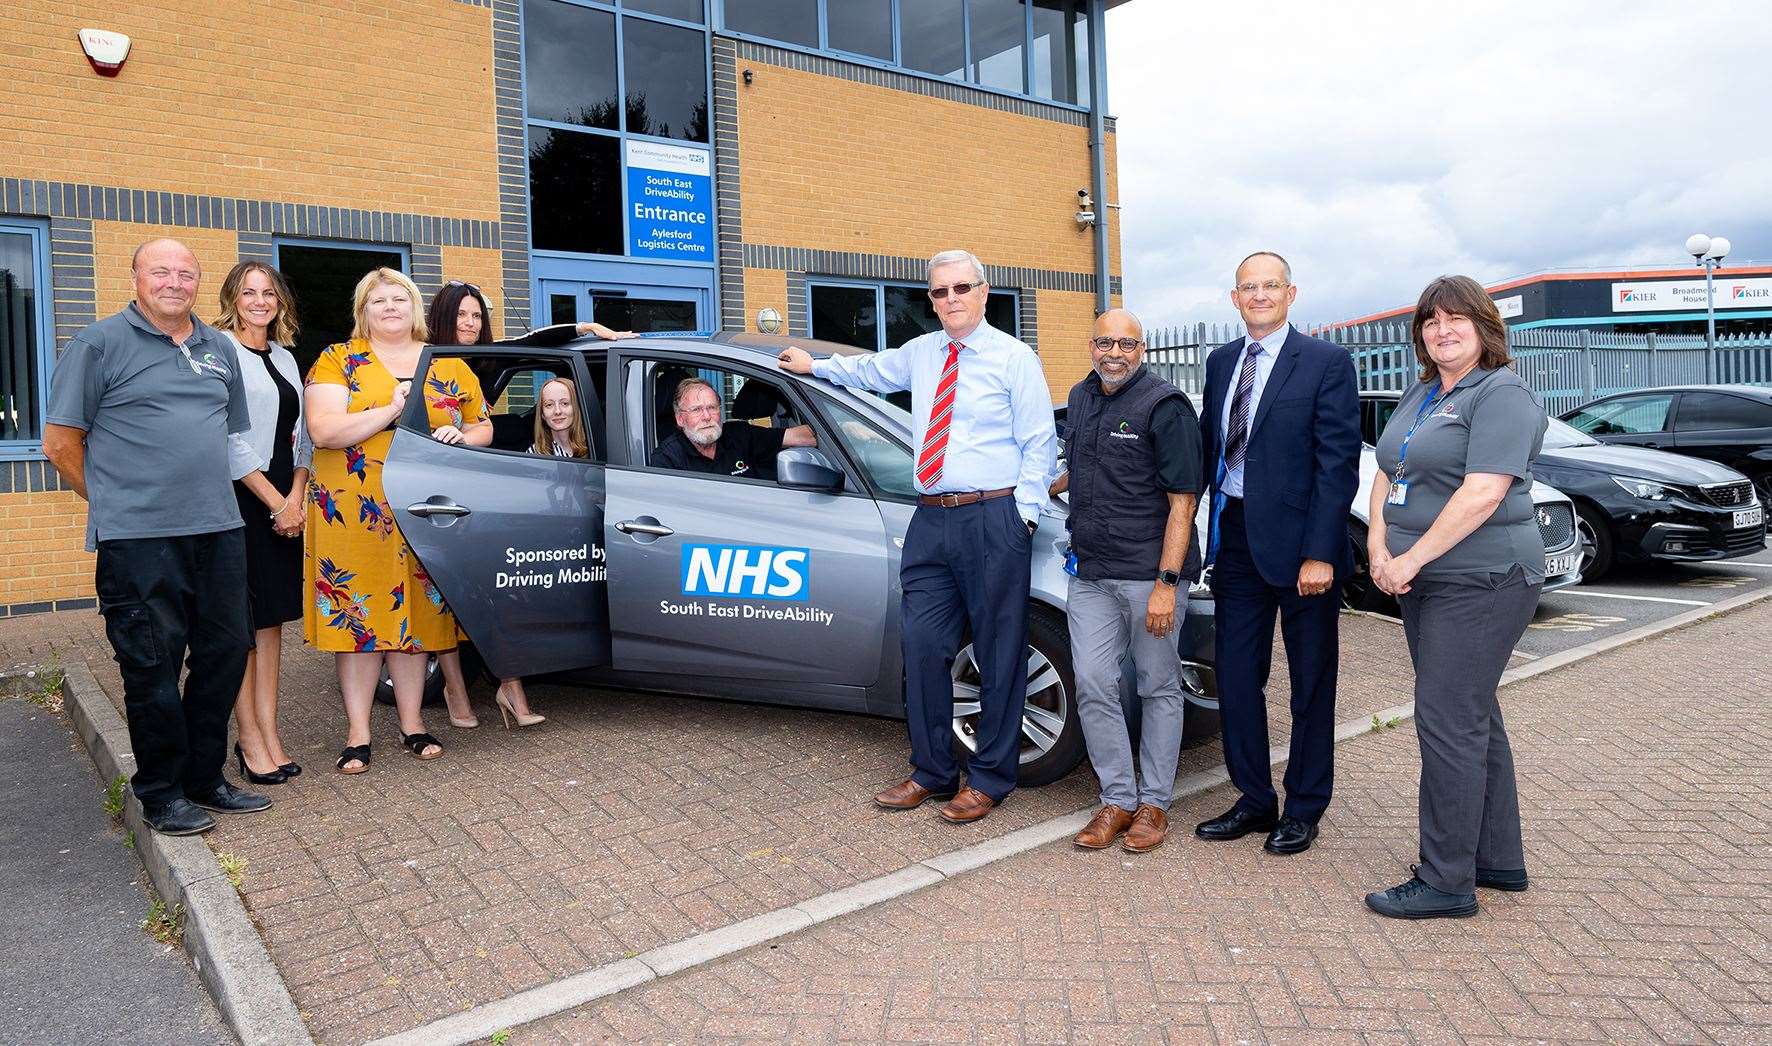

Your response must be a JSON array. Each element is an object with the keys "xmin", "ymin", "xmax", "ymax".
[
  {"xmin": 938, "ymin": 786, "xmax": 997, "ymax": 823},
  {"xmin": 1074, "ymin": 805, "xmax": 1136, "ymax": 849},
  {"xmin": 1122, "ymin": 804, "xmax": 1169, "ymax": 852},
  {"xmin": 873, "ymin": 778, "xmax": 956, "ymax": 810}
]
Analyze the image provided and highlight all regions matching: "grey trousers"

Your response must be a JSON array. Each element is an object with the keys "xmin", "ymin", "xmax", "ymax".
[
  {"xmin": 1399, "ymin": 573, "xmax": 1540, "ymax": 895},
  {"xmin": 1067, "ymin": 575, "xmax": 1188, "ymax": 810}
]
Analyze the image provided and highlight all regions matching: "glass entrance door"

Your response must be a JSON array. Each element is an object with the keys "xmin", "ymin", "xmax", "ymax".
[{"xmin": 539, "ymin": 279, "xmax": 703, "ymax": 335}]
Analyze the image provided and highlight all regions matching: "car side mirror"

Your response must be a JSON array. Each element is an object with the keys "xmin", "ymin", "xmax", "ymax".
[{"xmin": 776, "ymin": 447, "xmax": 844, "ymax": 493}]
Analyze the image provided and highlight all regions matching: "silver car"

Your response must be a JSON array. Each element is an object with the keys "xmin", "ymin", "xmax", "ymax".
[{"xmin": 381, "ymin": 331, "xmax": 1219, "ymax": 787}]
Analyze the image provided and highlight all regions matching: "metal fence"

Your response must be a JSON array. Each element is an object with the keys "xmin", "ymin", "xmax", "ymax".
[{"xmin": 1145, "ymin": 321, "xmax": 1772, "ymax": 416}]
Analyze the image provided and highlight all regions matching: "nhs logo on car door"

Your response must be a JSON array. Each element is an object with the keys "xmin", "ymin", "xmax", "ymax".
[{"xmin": 681, "ymin": 544, "xmax": 810, "ymax": 601}]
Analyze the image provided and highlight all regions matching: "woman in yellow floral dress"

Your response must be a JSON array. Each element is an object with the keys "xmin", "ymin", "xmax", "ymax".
[{"xmin": 304, "ymin": 268, "xmax": 491, "ymax": 772}]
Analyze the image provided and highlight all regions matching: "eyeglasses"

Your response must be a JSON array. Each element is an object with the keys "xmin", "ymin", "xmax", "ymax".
[
  {"xmin": 1235, "ymin": 280, "xmax": 1288, "ymax": 295},
  {"xmin": 677, "ymin": 403, "xmax": 721, "ymax": 417},
  {"xmin": 928, "ymin": 282, "xmax": 980, "ymax": 300},
  {"xmin": 1090, "ymin": 337, "xmax": 1144, "ymax": 353}
]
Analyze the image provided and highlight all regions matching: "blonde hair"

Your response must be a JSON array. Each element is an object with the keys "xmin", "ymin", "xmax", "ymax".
[
  {"xmin": 533, "ymin": 376, "xmax": 589, "ymax": 458},
  {"xmin": 214, "ymin": 262, "xmax": 300, "ymax": 344},
  {"xmin": 350, "ymin": 267, "xmax": 428, "ymax": 342}
]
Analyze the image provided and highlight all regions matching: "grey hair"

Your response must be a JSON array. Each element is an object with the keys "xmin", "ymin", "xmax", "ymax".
[
  {"xmin": 672, "ymin": 376, "xmax": 718, "ymax": 412},
  {"xmin": 927, "ymin": 249, "xmax": 988, "ymax": 286},
  {"xmin": 1235, "ymin": 251, "xmax": 1292, "ymax": 286}
]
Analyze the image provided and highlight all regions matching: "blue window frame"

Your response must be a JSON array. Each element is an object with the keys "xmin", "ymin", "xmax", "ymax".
[
  {"xmin": 718, "ymin": 0, "xmax": 1091, "ymax": 109},
  {"xmin": 0, "ymin": 218, "xmax": 54, "ymax": 459},
  {"xmin": 521, "ymin": 0, "xmax": 716, "ymax": 264}
]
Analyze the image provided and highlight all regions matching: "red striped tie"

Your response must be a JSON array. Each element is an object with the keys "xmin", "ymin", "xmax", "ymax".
[{"xmin": 916, "ymin": 341, "xmax": 961, "ymax": 488}]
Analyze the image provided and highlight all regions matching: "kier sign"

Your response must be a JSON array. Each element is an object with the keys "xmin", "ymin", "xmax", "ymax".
[{"xmin": 78, "ymin": 29, "xmax": 132, "ymax": 77}]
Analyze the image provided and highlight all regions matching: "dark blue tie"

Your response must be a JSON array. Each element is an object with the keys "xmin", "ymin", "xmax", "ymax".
[{"xmin": 1224, "ymin": 340, "xmax": 1262, "ymax": 470}]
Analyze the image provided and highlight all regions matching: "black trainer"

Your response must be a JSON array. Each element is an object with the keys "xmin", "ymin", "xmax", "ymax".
[
  {"xmin": 143, "ymin": 797, "xmax": 217, "ymax": 836},
  {"xmin": 186, "ymin": 781, "xmax": 272, "ymax": 815},
  {"xmin": 1366, "ymin": 876, "xmax": 1478, "ymax": 920},
  {"xmin": 1476, "ymin": 866, "xmax": 1529, "ymax": 892}
]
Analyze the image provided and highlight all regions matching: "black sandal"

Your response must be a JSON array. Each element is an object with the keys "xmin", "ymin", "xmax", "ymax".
[
  {"xmin": 335, "ymin": 743, "xmax": 372, "ymax": 774},
  {"xmin": 399, "ymin": 732, "xmax": 444, "ymax": 761}
]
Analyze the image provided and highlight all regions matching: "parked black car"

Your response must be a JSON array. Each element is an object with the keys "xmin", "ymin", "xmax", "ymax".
[
  {"xmin": 1535, "ymin": 417, "xmax": 1765, "ymax": 580},
  {"xmin": 1561, "ymin": 385, "xmax": 1772, "ymax": 502}
]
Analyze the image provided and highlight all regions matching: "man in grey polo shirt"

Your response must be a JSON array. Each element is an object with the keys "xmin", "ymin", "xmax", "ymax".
[
  {"xmin": 44, "ymin": 238, "xmax": 271, "ymax": 836},
  {"xmin": 1053, "ymin": 308, "xmax": 1202, "ymax": 853}
]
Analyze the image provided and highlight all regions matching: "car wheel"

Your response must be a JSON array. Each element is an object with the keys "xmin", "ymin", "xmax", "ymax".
[
  {"xmin": 951, "ymin": 607, "xmax": 1085, "ymax": 788},
  {"xmin": 1574, "ymin": 503, "xmax": 1613, "ymax": 582},
  {"xmin": 373, "ymin": 653, "xmax": 450, "ymax": 707},
  {"xmin": 1340, "ymin": 520, "xmax": 1396, "ymax": 615}
]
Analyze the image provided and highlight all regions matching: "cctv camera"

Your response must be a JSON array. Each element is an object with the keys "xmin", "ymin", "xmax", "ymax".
[{"xmin": 1077, "ymin": 188, "xmax": 1092, "ymax": 201}]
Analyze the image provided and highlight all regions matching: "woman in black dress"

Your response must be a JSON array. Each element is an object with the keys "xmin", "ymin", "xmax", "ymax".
[{"xmin": 217, "ymin": 262, "xmax": 310, "ymax": 783}]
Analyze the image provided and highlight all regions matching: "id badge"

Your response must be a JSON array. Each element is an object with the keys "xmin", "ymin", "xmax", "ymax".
[{"xmin": 1387, "ymin": 481, "xmax": 1408, "ymax": 506}]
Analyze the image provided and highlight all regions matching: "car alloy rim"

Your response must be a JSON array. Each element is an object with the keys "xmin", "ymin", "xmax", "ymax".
[
  {"xmin": 950, "ymin": 642, "xmax": 1068, "ymax": 764},
  {"xmin": 1575, "ymin": 514, "xmax": 1600, "ymax": 573}
]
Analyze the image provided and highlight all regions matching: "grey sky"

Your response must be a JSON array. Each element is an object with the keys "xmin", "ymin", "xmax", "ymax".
[{"xmin": 1104, "ymin": 2, "xmax": 1772, "ymax": 327}]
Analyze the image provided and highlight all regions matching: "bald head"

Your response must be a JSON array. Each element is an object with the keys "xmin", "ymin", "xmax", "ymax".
[
  {"xmin": 1089, "ymin": 308, "xmax": 1148, "ymax": 392},
  {"xmin": 130, "ymin": 238, "xmax": 200, "ymax": 333}
]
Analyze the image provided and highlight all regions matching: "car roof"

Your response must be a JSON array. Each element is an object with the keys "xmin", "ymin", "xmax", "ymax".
[
  {"xmin": 1580, "ymin": 384, "xmax": 1772, "ymax": 399},
  {"xmin": 496, "ymin": 325, "xmax": 874, "ymax": 368}
]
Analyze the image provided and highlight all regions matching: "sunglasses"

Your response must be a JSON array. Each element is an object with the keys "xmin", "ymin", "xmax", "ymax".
[{"xmin": 927, "ymin": 282, "xmax": 980, "ymax": 300}]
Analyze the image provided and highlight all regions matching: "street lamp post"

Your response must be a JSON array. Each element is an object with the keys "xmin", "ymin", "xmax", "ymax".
[{"xmin": 1686, "ymin": 233, "xmax": 1732, "ymax": 382}]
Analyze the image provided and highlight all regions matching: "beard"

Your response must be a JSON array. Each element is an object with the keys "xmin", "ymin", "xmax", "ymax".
[
  {"xmin": 685, "ymin": 420, "xmax": 723, "ymax": 447},
  {"xmin": 1094, "ymin": 363, "xmax": 1131, "ymax": 391}
]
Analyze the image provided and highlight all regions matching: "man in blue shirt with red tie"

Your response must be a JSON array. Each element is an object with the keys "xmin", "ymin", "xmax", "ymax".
[{"xmin": 779, "ymin": 249, "xmax": 1056, "ymax": 823}]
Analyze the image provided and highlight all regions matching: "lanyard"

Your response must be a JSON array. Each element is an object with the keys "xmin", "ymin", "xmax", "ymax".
[{"xmin": 1393, "ymin": 386, "xmax": 1445, "ymax": 481}]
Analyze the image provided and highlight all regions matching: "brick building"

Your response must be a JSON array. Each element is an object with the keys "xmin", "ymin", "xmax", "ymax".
[{"xmin": 1, "ymin": 0, "xmax": 1127, "ymax": 615}]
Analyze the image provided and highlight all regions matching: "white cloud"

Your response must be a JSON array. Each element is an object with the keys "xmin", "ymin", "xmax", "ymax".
[{"xmin": 1105, "ymin": 1, "xmax": 1772, "ymax": 325}]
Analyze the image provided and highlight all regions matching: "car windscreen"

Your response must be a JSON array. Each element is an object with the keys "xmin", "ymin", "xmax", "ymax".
[{"xmin": 1543, "ymin": 417, "xmax": 1600, "ymax": 449}]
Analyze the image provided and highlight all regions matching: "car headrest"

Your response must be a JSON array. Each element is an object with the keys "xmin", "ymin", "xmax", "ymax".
[{"xmin": 731, "ymin": 378, "xmax": 786, "ymax": 421}]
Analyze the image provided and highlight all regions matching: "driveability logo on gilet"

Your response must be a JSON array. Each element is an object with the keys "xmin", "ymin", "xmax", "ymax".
[{"xmin": 681, "ymin": 543, "xmax": 810, "ymax": 601}]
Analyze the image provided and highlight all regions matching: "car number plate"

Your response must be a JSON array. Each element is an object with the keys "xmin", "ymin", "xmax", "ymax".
[
  {"xmin": 1545, "ymin": 550, "xmax": 1580, "ymax": 577},
  {"xmin": 1735, "ymin": 506, "xmax": 1763, "ymax": 529}
]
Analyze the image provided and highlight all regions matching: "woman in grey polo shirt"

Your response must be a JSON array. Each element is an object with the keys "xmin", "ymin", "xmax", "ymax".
[{"xmin": 1365, "ymin": 275, "xmax": 1548, "ymax": 920}]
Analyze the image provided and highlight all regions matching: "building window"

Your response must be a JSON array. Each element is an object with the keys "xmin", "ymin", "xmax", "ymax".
[
  {"xmin": 523, "ymin": 0, "xmax": 713, "ymax": 261},
  {"xmin": 274, "ymin": 240, "xmax": 409, "ymax": 377},
  {"xmin": 721, "ymin": 0, "xmax": 1092, "ymax": 107},
  {"xmin": 0, "ymin": 219, "xmax": 50, "ymax": 455},
  {"xmin": 809, "ymin": 279, "xmax": 1020, "ymax": 352}
]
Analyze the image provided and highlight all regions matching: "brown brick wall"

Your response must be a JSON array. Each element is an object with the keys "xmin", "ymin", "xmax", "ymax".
[
  {"xmin": 743, "ymin": 267, "xmax": 788, "ymax": 325},
  {"xmin": 91, "ymin": 222, "xmax": 240, "ymax": 320},
  {"xmin": 4, "ymin": 2, "xmax": 499, "ymax": 220},
  {"xmin": 0, "ymin": 491, "xmax": 93, "ymax": 606}
]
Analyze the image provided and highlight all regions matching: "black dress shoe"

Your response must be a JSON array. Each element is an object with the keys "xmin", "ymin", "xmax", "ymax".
[
  {"xmin": 1263, "ymin": 815, "xmax": 1318, "ymax": 855},
  {"xmin": 143, "ymin": 797, "xmax": 216, "ymax": 836},
  {"xmin": 1366, "ymin": 876, "xmax": 1478, "ymax": 919},
  {"xmin": 1476, "ymin": 866, "xmax": 1529, "ymax": 892},
  {"xmin": 187, "ymin": 781, "xmax": 272, "ymax": 815},
  {"xmin": 1194, "ymin": 805, "xmax": 1279, "ymax": 841},
  {"xmin": 278, "ymin": 762, "xmax": 303, "ymax": 778}
]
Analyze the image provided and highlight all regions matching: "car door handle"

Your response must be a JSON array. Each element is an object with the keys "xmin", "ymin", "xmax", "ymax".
[
  {"xmin": 1643, "ymin": 441, "xmax": 1661, "ymax": 449},
  {"xmin": 405, "ymin": 501, "xmax": 471, "ymax": 518},
  {"xmin": 615, "ymin": 519, "xmax": 674, "ymax": 537}
]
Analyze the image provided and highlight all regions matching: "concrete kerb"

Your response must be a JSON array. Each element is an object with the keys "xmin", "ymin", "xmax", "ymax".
[{"xmin": 55, "ymin": 660, "xmax": 315, "ymax": 1046}]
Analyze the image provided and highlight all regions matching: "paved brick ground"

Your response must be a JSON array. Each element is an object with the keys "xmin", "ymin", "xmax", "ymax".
[
  {"xmin": 1, "ymin": 608, "xmax": 1416, "ymax": 1044},
  {"xmin": 510, "ymin": 602, "xmax": 1772, "ymax": 1045}
]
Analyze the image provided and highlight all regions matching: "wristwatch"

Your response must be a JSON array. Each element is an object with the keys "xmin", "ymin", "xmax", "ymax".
[{"xmin": 1155, "ymin": 569, "xmax": 1182, "ymax": 587}]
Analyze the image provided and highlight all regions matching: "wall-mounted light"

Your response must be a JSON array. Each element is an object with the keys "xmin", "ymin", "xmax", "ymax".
[
  {"xmin": 78, "ymin": 28, "xmax": 131, "ymax": 77},
  {"xmin": 756, "ymin": 307, "xmax": 783, "ymax": 334},
  {"xmin": 742, "ymin": 68, "xmax": 755, "ymax": 85}
]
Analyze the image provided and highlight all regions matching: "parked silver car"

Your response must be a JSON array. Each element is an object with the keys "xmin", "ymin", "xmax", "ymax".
[{"xmin": 380, "ymin": 331, "xmax": 1219, "ymax": 787}]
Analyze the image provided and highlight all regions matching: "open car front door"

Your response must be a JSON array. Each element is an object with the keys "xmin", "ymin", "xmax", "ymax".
[{"xmin": 381, "ymin": 345, "xmax": 611, "ymax": 679}]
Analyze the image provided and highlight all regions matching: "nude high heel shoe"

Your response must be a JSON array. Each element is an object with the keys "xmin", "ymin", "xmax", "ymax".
[{"xmin": 494, "ymin": 684, "xmax": 545, "ymax": 729}]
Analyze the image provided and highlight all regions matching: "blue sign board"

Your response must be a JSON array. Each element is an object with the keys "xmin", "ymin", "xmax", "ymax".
[{"xmin": 625, "ymin": 139, "xmax": 714, "ymax": 262}]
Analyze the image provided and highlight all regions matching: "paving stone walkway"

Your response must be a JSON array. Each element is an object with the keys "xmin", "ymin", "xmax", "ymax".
[
  {"xmin": 509, "ymin": 603, "xmax": 1772, "ymax": 1044},
  {"xmin": 1, "ymin": 607, "xmax": 1416, "ymax": 1044}
]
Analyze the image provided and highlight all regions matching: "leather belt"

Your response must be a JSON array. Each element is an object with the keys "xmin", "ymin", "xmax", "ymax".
[{"xmin": 917, "ymin": 486, "xmax": 1015, "ymax": 508}]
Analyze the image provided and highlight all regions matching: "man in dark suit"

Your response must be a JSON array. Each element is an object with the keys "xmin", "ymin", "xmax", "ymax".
[{"xmin": 1195, "ymin": 251, "xmax": 1360, "ymax": 855}]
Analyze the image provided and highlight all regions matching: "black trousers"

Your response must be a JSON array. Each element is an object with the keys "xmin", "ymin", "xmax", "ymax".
[
  {"xmin": 1209, "ymin": 497, "xmax": 1340, "ymax": 823},
  {"xmin": 95, "ymin": 530, "xmax": 251, "ymax": 810},
  {"xmin": 900, "ymin": 496, "xmax": 1032, "ymax": 802}
]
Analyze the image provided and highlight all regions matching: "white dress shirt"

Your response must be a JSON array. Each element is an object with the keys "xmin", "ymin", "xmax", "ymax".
[
  {"xmin": 812, "ymin": 320, "xmax": 1057, "ymax": 523},
  {"xmin": 1218, "ymin": 323, "xmax": 1288, "ymax": 498}
]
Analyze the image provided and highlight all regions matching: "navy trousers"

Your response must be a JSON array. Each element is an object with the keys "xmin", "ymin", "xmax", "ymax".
[
  {"xmin": 1210, "ymin": 497, "xmax": 1340, "ymax": 823},
  {"xmin": 900, "ymin": 495, "xmax": 1032, "ymax": 802}
]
